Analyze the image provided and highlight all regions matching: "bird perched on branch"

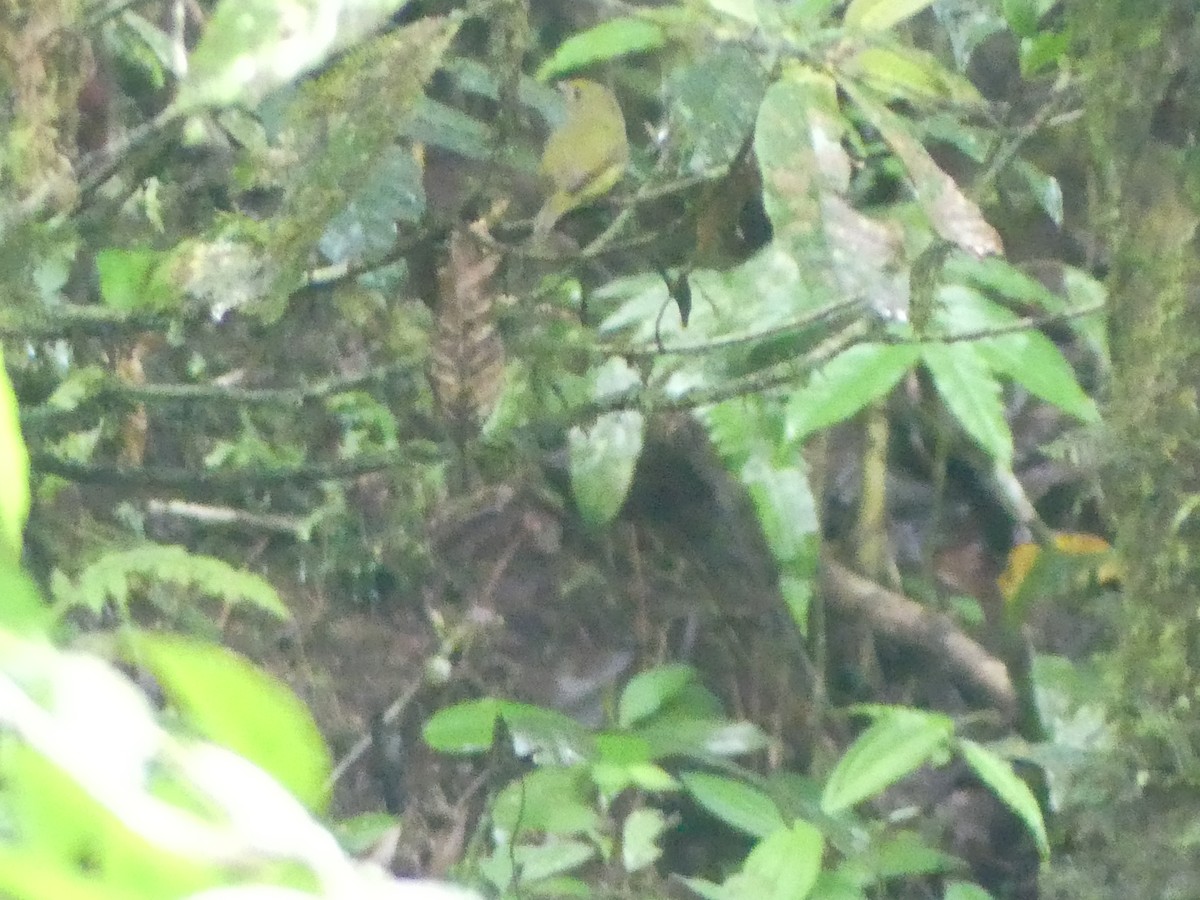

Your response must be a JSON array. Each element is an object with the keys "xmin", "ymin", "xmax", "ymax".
[{"xmin": 533, "ymin": 79, "xmax": 629, "ymax": 238}]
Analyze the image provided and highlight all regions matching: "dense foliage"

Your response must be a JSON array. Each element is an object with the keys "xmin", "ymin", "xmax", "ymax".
[{"xmin": 3, "ymin": 0, "xmax": 1200, "ymax": 898}]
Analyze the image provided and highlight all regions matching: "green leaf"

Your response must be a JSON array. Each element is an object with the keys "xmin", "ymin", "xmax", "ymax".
[
  {"xmin": 821, "ymin": 709, "xmax": 953, "ymax": 813},
  {"xmin": 635, "ymin": 719, "xmax": 770, "ymax": 760},
  {"xmin": 124, "ymin": 632, "xmax": 331, "ymax": 811},
  {"xmin": 569, "ymin": 410, "xmax": 644, "ymax": 527},
  {"xmin": 665, "ymin": 44, "xmax": 768, "ymax": 174},
  {"xmin": 936, "ymin": 284, "xmax": 1098, "ymax": 423},
  {"xmin": 845, "ymin": 45, "xmax": 983, "ymax": 106},
  {"xmin": 423, "ymin": 697, "xmax": 502, "ymax": 753},
  {"xmin": 95, "ymin": 248, "xmax": 174, "ymax": 312},
  {"xmin": 622, "ymin": 807, "xmax": 668, "ymax": 872},
  {"xmin": 0, "ymin": 565, "xmax": 50, "ymax": 634},
  {"xmin": 179, "ymin": 0, "xmax": 416, "ymax": 110},
  {"xmin": 732, "ymin": 820, "xmax": 825, "ymax": 900},
  {"xmin": 958, "ymin": 739, "xmax": 1049, "ymax": 859},
  {"xmin": 680, "ymin": 771, "xmax": 786, "ymax": 838},
  {"xmin": 787, "ymin": 343, "xmax": 921, "ymax": 441},
  {"xmin": 498, "ymin": 701, "xmax": 598, "ymax": 765},
  {"xmin": 870, "ymin": 829, "xmax": 958, "ymax": 877},
  {"xmin": 493, "ymin": 767, "xmax": 599, "ymax": 836},
  {"xmin": 618, "ymin": 664, "xmax": 699, "ymax": 728},
  {"xmin": 1003, "ymin": 0, "xmax": 1042, "ymax": 36},
  {"xmin": 921, "ymin": 342, "xmax": 1014, "ymax": 466},
  {"xmin": 944, "ymin": 881, "xmax": 996, "ymax": 900},
  {"xmin": 755, "ymin": 70, "xmax": 838, "ymax": 284},
  {"xmin": 0, "ymin": 351, "xmax": 30, "ymax": 564},
  {"xmin": 741, "ymin": 454, "xmax": 819, "ymax": 564},
  {"xmin": 537, "ymin": 17, "xmax": 666, "ymax": 81},
  {"xmin": 844, "ymin": 0, "xmax": 936, "ymax": 31}
]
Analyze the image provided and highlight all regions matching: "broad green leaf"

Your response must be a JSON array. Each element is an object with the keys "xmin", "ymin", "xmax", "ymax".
[
  {"xmin": 821, "ymin": 709, "xmax": 953, "ymax": 813},
  {"xmin": 1020, "ymin": 28, "xmax": 1070, "ymax": 77},
  {"xmin": 666, "ymin": 44, "xmax": 768, "ymax": 174},
  {"xmin": 958, "ymin": 739, "xmax": 1049, "ymax": 859},
  {"xmin": 618, "ymin": 664, "xmax": 699, "ymax": 728},
  {"xmin": 870, "ymin": 829, "xmax": 958, "ymax": 877},
  {"xmin": 844, "ymin": 0, "xmax": 936, "ymax": 31},
  {"xmin": 0, "ymin": 352, "xmax": 29, "ymax": 564},
  {"xmin": 845, "ymin": 45, "xmax": 983, "ymax": 106},
  {"xmin": 741, "ymin": 454, "xmax": 819, "ymax": 564},
  {"xmin": 493, "ymin": 767, "xmax": 599, "ymax": 836},
  {"xmin": 635, "ymin": 719, "xmax": 770, "ymax": 760},
  {"xmin": 423, "ymin": 697, "xmax": 502, "ymax": 753},
  {"xmin": 0, "ymin": 566, "xmax": 49, "ymax": 634},
  {"xmin": 1003, "ymin": 0, "xmax": 1043, "ymax": 36},
  {"xmin": 944, "ymin": 882, "xmax": 996, "ymax": 900},
  {"xmin": 756, "ymin": 70, "xmax": 839, "ymax": 285},
  {"xmin": 497, "ymin": 701, "xmax": 597, "ymax": 765},
  {"xmin": 622, "ymin": 807, "xmax": 668, "ymax": 872},
  {"xmin": 481, "ymin": 838, "xmax": 595, "ymax": 890},
  {"xmin": 936, "ymin": 284, "xmax": 1098, "ymax": 422},
  {"xmin": 537, "ymin": 17, "xmax": 666, "ymax": 81},
  {"xmin": 95, "ymin": 248, "xmax": 174, "ymax": 312},
  {"xmin": 123, "ymin": 632, "xmax": 331, "ymax": 811},
  {"xmin": 590, "ymin": 757, "xmax": 678, "ymax": 799},
  {"xmin": 734, "ymin": 820, "xmax": 825, "ymax": 900},
  {"xmin": 680, "ymin": 771, "xmax": 786, "ymax": 838},
  {"xmin": 569, "ymin": 410, "xmax": 644, "ymax": 527},
  {"xmin": 921, "ymin": 342, "xmax": 1013, "ymax": 466},
  {"xmin": 319, "ymin": 145, "xmax": 426, "ymax": 263},
  {"xmin": 179, "ymin": 0, "xmax": 415, "ymax": 110},
  {"xmin": 786, "ymin": 343, "xmax": 921, "ymax": 441}
]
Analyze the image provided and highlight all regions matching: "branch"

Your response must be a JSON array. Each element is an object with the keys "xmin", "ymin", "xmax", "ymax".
[{"xmin": 820, "ymin": 557, "xmax": 1017, "ymax": 719}]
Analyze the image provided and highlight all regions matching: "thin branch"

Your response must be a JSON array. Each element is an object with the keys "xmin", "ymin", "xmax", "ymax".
[{"xmin": 821, "ymin": 558, "xmax": 1017, "ymax": 718}]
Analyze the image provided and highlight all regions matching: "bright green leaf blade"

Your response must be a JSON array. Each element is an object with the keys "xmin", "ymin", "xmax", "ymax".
[
  {"xmin": 821, "ymin": 709, "xmax": 953, "ymax": 813},
  {"xmin": 95, "ymin": 248, "xmax": 169, "ymax": 312},
  {"xmin": 845, "ymin": 45, "xmax": 983, "ymax": 106},
  {"xmin": 945, "ymin": 881, "xmax": 997, "ymax": 900},
  {"xmin": 493, "ymin": 767, "xmax": 599, "ymax": 836},
  {"xmin": 622, "ymin": 807, "xmax": 668, "ymax": 872},
  {"xmin": 618, "ymin": 664, "xmax": 698, "ymax": 728},
  {"xmin": 0, "ymin": 565, "xmax": 50, "ymax": 634},
  {"xmin": 125, "ymin": 632, "xmax": 331, "ymax": 810},
  {"xmin": 786, "ymin": 343, "xmax": 922, "ymax": 442},
  {"xmin": 537, "ymin": 17, "xmax": 666, "ymax": 81},
  {"xmin": 921, "ymin": 342, "xmax": 1014, "ymax": 466},
  {"xmin": 0, "ymin": 351, "xmax": 30, "ymax": 564},
  {"xmin": 569, "ymin": 410, "xmax": 644, "ymax": 527},
  {"xmin": 958, "ymin": 739, "xmax": 1049, "ymax": 859},
  {"xmin": 680, "ymin": 771, "xmax": 786, "ymax": 838},
  {"xmin": 936, "ymin": 284, "xmax": 1098, "ymax": 422},
  {"xmin": 738, "ymin": 820, "xmax": 825, "ymax": 900},
  {"xmin": 844, "ymin": 0, "xmax": 936, "ymax": 31},
  {"xmin": 423, "ymin": 698, "xmax": 502, "ymax": 753}
]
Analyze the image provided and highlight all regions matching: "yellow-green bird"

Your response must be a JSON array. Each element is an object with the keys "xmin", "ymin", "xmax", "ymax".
[{"xmin": 533, "ymin": 79, "xmax": 630, "ymax": 238}]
